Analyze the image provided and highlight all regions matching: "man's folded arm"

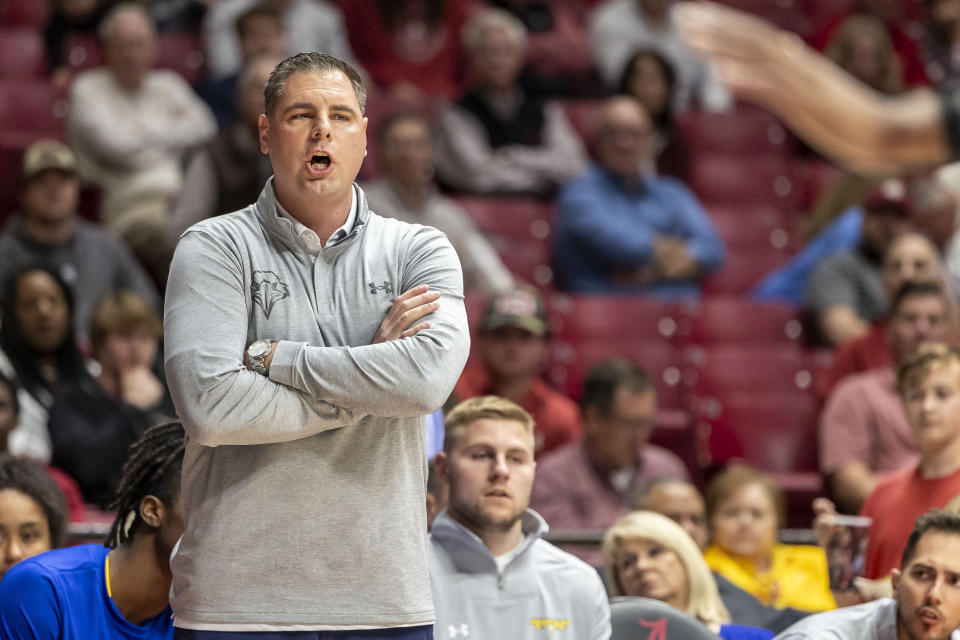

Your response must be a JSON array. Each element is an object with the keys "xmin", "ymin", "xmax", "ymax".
[
  {"xmin": 268, "ymin": 227, "xmax": 471, "ymax": 417},
  {"xmin": 164, "ymin": 231, "xmax": 360, "ymax": 447}
]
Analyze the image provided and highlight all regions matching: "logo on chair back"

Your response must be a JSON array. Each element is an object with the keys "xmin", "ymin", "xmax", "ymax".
[
  {"xmin": 368, "ymin": 280, "xmax": 394, "ymax": 295},
  {"xmin": 638, "ymin": 618, "xmax": 667, "ymax": 640},
  {"xmin": 251, "ymin": 270, "xmax": 290, "ymax": 318}
]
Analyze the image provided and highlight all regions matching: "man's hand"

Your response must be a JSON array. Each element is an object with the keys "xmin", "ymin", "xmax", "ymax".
[
  {"xmin": 119, "ymin": 367, "xmax": 165, "ymax": 411},
  {"xmin": 812, "ymin": 497, "xmax": 839, "ymax": 549},
  {"xmin": 653, "ymin": 236, "xmax": 701, "ymax": 280},
  {"xmin": 373, "ymin": 284, "xmax": 441, "ymax": 344}
]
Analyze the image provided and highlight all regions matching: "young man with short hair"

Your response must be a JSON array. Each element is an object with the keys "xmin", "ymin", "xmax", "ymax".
[
  {"xmin": 861, "ymin": 343, "xmax": 960, "ymax": 580},
  {"xmin": 0, "ymin": 421, "xmax": 185, "ymax": 638},
  {"xmin": 430, "ymin": 396, "xmax": 611, "ymax": 640},
  {"xmin": 776, "ymin": 510, "xmax": 960, "ymax": 639}
]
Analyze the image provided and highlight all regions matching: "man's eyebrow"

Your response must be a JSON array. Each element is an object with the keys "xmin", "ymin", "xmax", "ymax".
[
  {"xmin": 330, "ymin": 104, "xmax": 358, "ymax": 116},
  {"xmin": 282, "ymin": 102, "xmax": 316, "ymax": 114}
]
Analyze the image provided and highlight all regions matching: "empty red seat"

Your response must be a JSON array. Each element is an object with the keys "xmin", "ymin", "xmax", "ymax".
[
  {"xmin": 676, "ymin": 108, "xmax": 793, "ymax": 157},
  {"xmin": 679, "ymin": 298, "xmax": 803, "ymax": 345},
  {"xmin": 495, "ymin": 238, "xmax": 554, "ymax": 288},
  {"xmin": 707, "ymin": 207, "xmax": 792, "ymax": 252},
  {"xmin": 549, "ymin": 294, "xmax": 679, "ymax": 343},
  {"xmin": 63, "ymin": 34, "xmax": 102, "ymax": 74},
  {"xmin": 0, "ymin": 28, "xmax": 45, "ymax": 78},
  {"xmin": 696, "ymin": 391, "xmax": 819, "ymax": 471},
  {"xmin": 155, "ymin": 33, "xmax": 206, "ymax": 85},
  {"xmin": 561, "ymin": 99, "xmax": 604, "ymax": 145},
  {"xmin": 0, "ymin": 0, "xmax": 50, "ymax": 28},
  {"xmin": 453, "ymin": 196, "xmax": 553, "ymax": 243},
  {"xmin": 548, "ymin": 338, "xmax": 683, "ymax": 407},
  {"xmin": 0, "ymin": 80, "xmax": 68, "ymax": 147},
  {"xmin": 685, "ymin": 343, "xmax": 812, "ymax": 397},
  {"xmin": 702, "ymin": 250, "xmax": 787, "ymax": 295},
  {"xmin": 714, "ymin": 0, "xmax": 811, "ymax": 34},
  {"xmin": 688, "ymin": 154, "xmax": 796, "ymax": 211}
]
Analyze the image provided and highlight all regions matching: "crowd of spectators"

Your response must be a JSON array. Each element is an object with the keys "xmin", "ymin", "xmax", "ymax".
[{"xmin": 5, "ymin": 0, "xmax": 960, "ymax": 638}]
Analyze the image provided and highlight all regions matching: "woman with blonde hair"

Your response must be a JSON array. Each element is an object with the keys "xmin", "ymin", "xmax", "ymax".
[{"xmin": 603, "ymin": 510, "xmax": 773, "ymax": 640}]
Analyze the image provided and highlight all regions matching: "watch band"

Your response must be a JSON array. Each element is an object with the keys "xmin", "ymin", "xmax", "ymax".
[{"xmin": 248, "ymin": 339, "xmax": 273, "ymax": 375}]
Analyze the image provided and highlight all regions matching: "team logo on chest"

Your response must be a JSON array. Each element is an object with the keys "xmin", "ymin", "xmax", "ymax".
[{"xmin": 251, "ymin": 270, "xmax": 290, "ymax": 318}]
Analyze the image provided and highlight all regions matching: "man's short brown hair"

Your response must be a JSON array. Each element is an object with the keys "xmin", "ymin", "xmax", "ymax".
[
  {"xmin": 443, "ymin": 396, "xmax": 535, "ymax": 454},
  {"xmin": 897, "ymin": 342, "xmax": 960, "ymax": 395},
  {"xmin": 89, "ymin": 291, "xmax": 161, "ymax": 348}
]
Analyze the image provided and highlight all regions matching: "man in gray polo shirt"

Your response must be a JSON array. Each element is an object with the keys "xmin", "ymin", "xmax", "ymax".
[
  {"xmin": 775, "ymin": 510, "xmax": 960, "ymax": 640},
  {"xmin": 164, "ymin": 52, "xmax": 470, "ymax": 637}
]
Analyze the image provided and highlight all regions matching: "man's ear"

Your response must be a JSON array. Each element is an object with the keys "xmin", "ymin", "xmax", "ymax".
[
  {"xmin": 258, "ymin": 113, "xmax": 270, "ymax": 154},
  {"xmin": 435, "ymin": 451, "xmax": 450, "ymax": 483},
  {"xmin": 890, "ymin": 568, "xmax": 901, "ymax": 596},
  {"xmin": 139, "ymin": 495, "xmax": 166, "ymax": 530}
]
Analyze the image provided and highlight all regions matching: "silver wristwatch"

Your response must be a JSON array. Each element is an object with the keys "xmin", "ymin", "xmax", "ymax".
[{"xmin": 248, "ymin": 339, "xmax": 273, "ymax": 375}]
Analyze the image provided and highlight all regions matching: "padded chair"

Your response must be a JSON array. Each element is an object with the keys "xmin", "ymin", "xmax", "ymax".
[
  {"xmin": 678, "ymin": 298, "xmax": 803, "ymax": 345},
  {"xmin": 0, "ymin": 0, "xmax": 50, "ymax": 28},
  {"xmin": 548, "ymin": 338, "xmax": 683, "ymax": 407},
  {"xmin": 549, "ymin": 294, "xmax": 679, "ymax": 343},
  {"xmin": 0, "ymin": 80, "xmax": 68, "ymax": 146},
  {"xmin": 676, "ymin": 109, "xmax": 792, "ymax": 157},
  {"xmin": 453, "ymin": 196, "xmax": 553, "ymax": 243},
  {"xmin": 706, "ymin": 206, "xmax": 792, "ymax": 252},
  {"xmin": 0, "ymin": 28, "xmax": 45, "ymax": 78},
  {"xmin": 684, "ymin": 344, "xmax": 812, "ymax": 397},
  {"xmin": 495, "ymin": 237, "xmax": 554, "ymax": 288},
  {"xmin": 155, "ymin": 33, "xmax": 206, "ymax": 85},
  {"xmin": 609, "ymin": 597, "xmax": 720, "ymax": 640},
  {"xmin": 688, "ymin": 153, "xmax": 795, "ymax": 211},
  {"xmin": 62, "ymin": 34, "xmax": 102, "ymax": 74},
  {"xmin": 701, "ymin": 251, "xmax": 788, "ymax": 296}
]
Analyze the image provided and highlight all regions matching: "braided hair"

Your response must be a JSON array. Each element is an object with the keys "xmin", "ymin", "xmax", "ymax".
[{"xmin": 106, "ymin": 420, "xmax": 184, "ymax": 549}]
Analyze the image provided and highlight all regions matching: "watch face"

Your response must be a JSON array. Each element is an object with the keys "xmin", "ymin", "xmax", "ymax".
[{"xmin": 249, "ymin": 341, "xmax": 271, "ymax": 357}]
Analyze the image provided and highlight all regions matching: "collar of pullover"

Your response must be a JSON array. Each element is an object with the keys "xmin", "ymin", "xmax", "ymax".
[
  {"xmin": 254, "ymin": 178, "xmax": 370, "ymax": 261},
  {"xmin": 431, "ymin": 509, "xmax": 549, "ymax": 574}
]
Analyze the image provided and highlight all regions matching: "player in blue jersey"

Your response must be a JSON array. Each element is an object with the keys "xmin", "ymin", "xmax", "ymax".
[{"xmin": 0, "ymin": 420, "xmax": 184, "ymax": 639}]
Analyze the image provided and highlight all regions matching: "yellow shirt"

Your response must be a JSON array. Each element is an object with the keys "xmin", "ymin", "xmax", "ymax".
[{"xmin": 704, "ymin": 544, "xmax": 836, "ymax": 612}]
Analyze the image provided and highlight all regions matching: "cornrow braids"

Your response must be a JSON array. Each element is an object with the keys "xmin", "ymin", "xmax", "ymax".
[{"xmin": 106, "ymin": 420, "xmax": 184, "ymax": 549}]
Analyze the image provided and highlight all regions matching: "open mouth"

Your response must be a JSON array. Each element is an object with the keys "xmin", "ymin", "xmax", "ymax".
[{"xmin": 309, "ymin": 153, "xmax": 331, "ymax": 170}]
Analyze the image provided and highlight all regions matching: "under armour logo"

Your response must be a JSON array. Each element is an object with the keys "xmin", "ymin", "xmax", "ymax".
[
  {"xmin": 368, "ymin": 280, "xmax": 394, "ymax": 294},
  {"xmin": 447, "ymin": 623, "xmax": 470, "ymax": 637}
]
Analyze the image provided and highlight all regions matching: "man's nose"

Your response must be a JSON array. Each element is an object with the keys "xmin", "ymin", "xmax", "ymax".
[
  {"xmin": 927, "ymin": 576, "xmax": 946, "ymax": 605},
  {"xmin": 490, "ymin": 454, "xmax": 510, "ymax": 478},
  {"xmin": 312, "ymin": 117, "xmax": 332, "ymax": 139}
]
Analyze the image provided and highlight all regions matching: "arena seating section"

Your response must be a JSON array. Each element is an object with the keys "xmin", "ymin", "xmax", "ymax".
[{"xmin": 0, "ymin": 0, "xmax": 931, "ymax": 529}]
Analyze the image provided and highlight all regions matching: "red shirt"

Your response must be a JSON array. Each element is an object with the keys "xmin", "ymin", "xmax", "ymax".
[
  {"xmin": 454, "ymin": 366, "xmax": 581, "ymax": 457},
  {"xmin": 815, "ymin": 323, "xmax": 890, "ymax": 401},
  {"xmin": 860, "ymin": 463, "xmax": 960, "ymax": 578}
]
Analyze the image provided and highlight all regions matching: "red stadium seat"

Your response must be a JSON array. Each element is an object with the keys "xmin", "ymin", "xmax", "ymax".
[
  {"xmin": 688, "ymin": 154, "xmax": 796, "ymax": 211},
  {"xmin": 0, "ymin": 0, "xmax": 50, "ymax": 28},
  {"xmin": 678, "ymin": 298, "xmax": 803, "ymax": 345},
  {"xmin": 0, "ymin": 80, "xmax": 68, "ymax": 146},
  {"xmin": 548, "ymin": 338, "xmax": 683, "ymax": 407},
  {"xmin": 155, "ymin": 32, "xmax": 206, "ymax": 85},
  {"xmin": 714, "ymin": 0, "xmax": 811, "ymax": 35},
  {"xmin": 548, "ymin": 294, "xmax": 679, "ymax": 343},
  {"xmin": 701, "ymin": 250, "xmax": 787, "ymax": 295},
  {"xmin": 695, "ymin": 392, "xmax": 819, "ymax": 471},
  {"xmin": 706, "ymin": 206, "xmax": 792, "ymax": 252},
  {"xmin": 684, "ymin": 343, "xmax": 812, "ymax": 397},
  {"xmin": 63, "ymin": 34, "xmax": 102, "ymax": 74},
  {"xmin": 0, "ymin": 28, "xmax": 45, "ymax": 78},
  {"xmin": 561, "ymin": 99, "xmax": 604, "ymax": 146},
  {"xmin": 676, "ymin": 108, "xmax": 793, "ymax": 157},
  {"xmin": 453, "ymin": 196, "xmax": 553, "ymax": 243},
  {"xmin": 495, "ymin": 237, "xmax": 554, "ymax": 288}
]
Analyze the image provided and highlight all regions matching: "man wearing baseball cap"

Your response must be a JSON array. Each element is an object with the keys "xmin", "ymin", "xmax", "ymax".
[
  {"xmin": 0, "ymin": 139, "xmax": 158, "ymax": 347},
  {"xmin": 454, "ymin": 286, "xmax": 581, "ymax": 457}
]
